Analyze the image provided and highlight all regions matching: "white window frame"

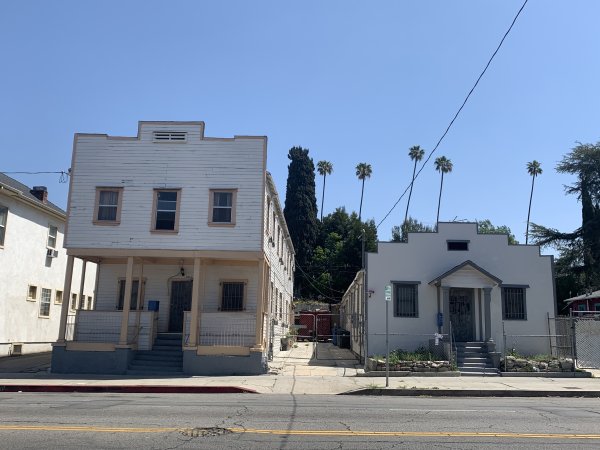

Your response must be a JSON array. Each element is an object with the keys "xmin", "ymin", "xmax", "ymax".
[
  {"xmin": 39, "ymin": 288, "xmax": 51, "ymax": 318},
  {"xmin": 47, "ymin": 225, "xmax": 58, "ymax": 249}
]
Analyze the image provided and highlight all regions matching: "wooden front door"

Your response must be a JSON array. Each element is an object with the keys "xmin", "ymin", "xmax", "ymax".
[
  {"xmin": 169, "ymin": 280, "xmax": 192, "ymax": 332},
  {"xmin": 449, "ymin": 288, "xmax": 474, "ymax": 342}
]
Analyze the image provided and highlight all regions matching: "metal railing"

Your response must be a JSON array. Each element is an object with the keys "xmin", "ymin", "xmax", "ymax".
[{"xmin": 199, "ymin": 319, "xmax": 255, "ymax": 347}]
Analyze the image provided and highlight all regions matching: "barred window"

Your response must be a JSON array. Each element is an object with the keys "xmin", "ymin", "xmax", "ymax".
[
  {"xmin": 40, "ymin": 288, "xmax": 51, "ymax": 317},
  {"xmin": 221, "ymin": 282, "xmax": 244, "ymax": 311},
  {"xmin": 117, "ymin": 280, "xmax": 140, "ymax": 310},
  {"xmin": 394, "ymin": 283, "xmax": 418, "ymax": 318},
  {"xmin": 502, "ymin": 287, "xmax": 527, "ymax": 320}
]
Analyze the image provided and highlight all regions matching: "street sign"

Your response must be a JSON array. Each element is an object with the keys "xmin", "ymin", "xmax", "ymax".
[{"xmin": 384, "ymin": 284, "xmax": 392, "ymax": 302}]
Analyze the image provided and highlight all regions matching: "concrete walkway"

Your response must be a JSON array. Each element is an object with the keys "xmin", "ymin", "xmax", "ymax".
[{"xmin": 1, "ymin": 348, "xmax": 600, "ymax": 396}]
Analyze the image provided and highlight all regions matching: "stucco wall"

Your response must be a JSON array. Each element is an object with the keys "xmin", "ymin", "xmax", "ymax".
[
  {"xmin": 0, "ymin": 193, "xmax": 96, "ymax": 356},
  {"xmin": 366, "ymin": 222, "xmax": 555, "ymax": 356}
]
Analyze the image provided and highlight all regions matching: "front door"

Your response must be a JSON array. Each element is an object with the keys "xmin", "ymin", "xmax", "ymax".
[
  {"xmin": 169, "ymin": 280, "xmax": 192, "ymax": 332},
  {"xmin": 449, "ymin": 288, "xmax": 474, "ymax": 342}
]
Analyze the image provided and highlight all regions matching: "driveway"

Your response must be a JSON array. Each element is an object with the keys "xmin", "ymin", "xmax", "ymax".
[{"xmin": 270, "ymin": 341, "xmax": 361, "ymax": 376}]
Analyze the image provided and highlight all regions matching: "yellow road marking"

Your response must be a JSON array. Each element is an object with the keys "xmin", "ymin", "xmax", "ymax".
[{"xmin": 1, "ymin": 424, "xmax": 599, "ymax": 440}]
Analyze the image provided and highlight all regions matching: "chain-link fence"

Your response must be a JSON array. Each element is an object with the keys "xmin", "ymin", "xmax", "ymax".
[{"xmin": 571, "ymin": 313, "xmax": 600, "ymax": 368}]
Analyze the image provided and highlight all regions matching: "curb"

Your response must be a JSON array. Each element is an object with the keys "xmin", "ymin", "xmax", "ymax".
[
  {"xmin": 0, "ymin": 385, "xmax": 258, "ymax": 394},
  {"xmin": 340, "ymin": 388, "xmax": 600, "ymax": 398}
]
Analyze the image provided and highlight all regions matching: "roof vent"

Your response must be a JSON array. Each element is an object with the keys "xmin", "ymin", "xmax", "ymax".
[
  {"xmin": 30, "ymin": 186, "xmax": 48, "ymax": 204},
  {"xmin": 153, "ymin": 131, "xmax": 187, "ymax": 142}
]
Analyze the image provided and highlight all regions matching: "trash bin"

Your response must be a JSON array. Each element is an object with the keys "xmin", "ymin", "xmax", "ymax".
[{"xmin": 339, "ymin": 330, "xmax": 351, "ymax": 349}]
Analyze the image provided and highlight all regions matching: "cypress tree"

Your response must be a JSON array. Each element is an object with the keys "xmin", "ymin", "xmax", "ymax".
[{"xmin": 283, "ymin": 146, "xmax": 318, "ymax": 298}]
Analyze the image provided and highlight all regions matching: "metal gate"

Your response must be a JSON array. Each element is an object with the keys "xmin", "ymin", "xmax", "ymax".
[
  {"xmin": 573, "ymin": 314, "xmax": 600, "ymax": 368},
  {"xmin": 294, "ymin": 312, "xmax": 361, "ymax": 362}
]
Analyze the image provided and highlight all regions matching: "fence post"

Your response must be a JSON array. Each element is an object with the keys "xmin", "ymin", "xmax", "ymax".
[
  {"xmin": 570, "ymin": 317, "xmax": 576, "ymax": 373},
  {"xmin": 502, "ymin": 321, "xmax": 506, "ymax": 373}
]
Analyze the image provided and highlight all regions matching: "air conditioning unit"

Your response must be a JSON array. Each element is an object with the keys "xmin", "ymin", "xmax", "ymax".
[
  {"xmin": 11, "ymin": 343, "xmax": 23, "ymax": 356},
  {"xmin": 46, "ymin": 248, "xmax": 59, "ymax": 258}
]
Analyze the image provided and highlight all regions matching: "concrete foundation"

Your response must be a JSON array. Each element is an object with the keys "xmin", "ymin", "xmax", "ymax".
[
  {"xmin": 51, "ymin": 346, "xmax": 133, "ymax": 375},
  {"xmin": 183, "ymin": 350, "xmax": 266, "ymax": 375}
]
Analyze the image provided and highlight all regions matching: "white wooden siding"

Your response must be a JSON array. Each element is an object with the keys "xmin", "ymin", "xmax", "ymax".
[{"xmin": 66, "ymin": 128, "xmax": 265, "ymax": 251}]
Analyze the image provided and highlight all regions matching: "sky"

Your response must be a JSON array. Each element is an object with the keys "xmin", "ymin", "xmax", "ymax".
[{"xmin": 1, "ymin": 1, "xmax": 599, "ymax": 245}]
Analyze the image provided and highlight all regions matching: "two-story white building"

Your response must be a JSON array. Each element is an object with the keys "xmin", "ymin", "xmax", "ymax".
[
  {"xmin": 0, "ymin": 174, "xmax": 96, "ymax": 357},
  {"xmin": 51, "ymin": 121, "xmax": 294, "ymax": 375}
]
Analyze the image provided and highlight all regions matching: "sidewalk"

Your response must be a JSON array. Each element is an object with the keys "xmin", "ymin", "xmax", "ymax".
[{"xmin": 1, "ymin": 347, "xmax": 599, "ymax": 396}]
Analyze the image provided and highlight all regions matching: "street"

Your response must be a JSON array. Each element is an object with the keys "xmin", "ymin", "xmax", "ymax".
[{"xmin": 1, "ymin": 393, "xmax": 600, "ymax": 449}]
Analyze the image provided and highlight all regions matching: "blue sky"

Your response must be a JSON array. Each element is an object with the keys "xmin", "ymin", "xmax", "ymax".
[{"xmin": 1, "ymin": 1, "xmax": 598, "ymax": 243}]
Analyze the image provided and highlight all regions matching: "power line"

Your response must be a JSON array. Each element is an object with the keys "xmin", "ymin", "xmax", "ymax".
[
  {"xmin": 2, "ymin": 170, "xmax": 71, "ymax": 183},
  {"xmin": 376, "ymin": 0, "xmax": 529, "ymax": 230}
]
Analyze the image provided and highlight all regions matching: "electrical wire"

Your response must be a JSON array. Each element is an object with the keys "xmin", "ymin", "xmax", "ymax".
[
  {"xmin": 376, "ymin": 0, "xmax": 529, "ymax": 230},
  {"xmin": 2, "ymin": 170, "xmax": 71, "ymax": 183}
]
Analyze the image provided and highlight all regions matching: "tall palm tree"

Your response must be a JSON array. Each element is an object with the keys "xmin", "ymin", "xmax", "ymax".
[
  {"xmin": 317, "ymin": 160, "xmax": 333, "ymax": 221},
  {"xmin": 404, "ymin": 145, "xmax": 425, "ymax": 226},
  {"xmin": 434, "ymin": 156, "xmax": 453, "ymax": 226},
  {"xmin": 525, "ymin": 160, "xmax": 542, "ymax": 245},
  {"xmin": 355, "ymin": 162, "xmax": 372, "ymax": 221}
]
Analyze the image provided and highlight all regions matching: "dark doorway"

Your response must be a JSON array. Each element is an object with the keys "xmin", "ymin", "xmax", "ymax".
[
  {"xmin": 450, "ymin": 288, "xmax": 474, "ymax": 342},
  {"xmin": 169, "ymin": 280, "xmax": 192, "ymax": 332}
]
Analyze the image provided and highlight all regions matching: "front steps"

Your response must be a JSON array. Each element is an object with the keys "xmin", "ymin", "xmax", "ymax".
[
  {"xmin": 455, "ymin": 342, "xmax": 500, "ymax": 376},
  {"xmin": 127, "ymin": 333, "xmax": 183, "ymax": 375}
]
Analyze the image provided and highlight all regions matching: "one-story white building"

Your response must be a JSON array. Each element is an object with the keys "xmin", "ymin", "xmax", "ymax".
[{"xmin": 341, "ymin": 222, "xmax": 556, "ymax": 363}]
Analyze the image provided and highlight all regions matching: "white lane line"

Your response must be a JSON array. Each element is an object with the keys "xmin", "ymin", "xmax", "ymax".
[{"xmin": 389, "ymin": 409, "xmax": 517, "ymax": 413}]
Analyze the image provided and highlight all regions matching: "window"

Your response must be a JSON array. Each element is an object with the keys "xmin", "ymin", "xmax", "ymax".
[
  {"xmin": 39, "ymin": 288, "xmax": 51, "ymax": 317},
  {"xmin": 153, "ymin": 131, "xmax": 187, "ymax": 142},
  {"xmin": 71, "ymin": 293, "xmax": 77, "ymax": 310},
  {"xmin": 94, "ymin": 188, "xmax": 122, "ymax": 224},
  {"xmin": 274, "ymin": 287, "xmax": 279, "ymax": 316},
  {"xmin": 279, "ymin": 292, "xmax": 283, "ymax": 320},
  {"xmin": 577, "ymin": 303, "xmax": 587, "ymax": 312},
  {"xmin": 447, "ymin": 240, "xmax": 469, "ymax": 251},
  {"xmin": 502, "ymin": 287, "xmax": 527, "ymax": 320},
  {"xmin": 47, "ymin": 225, "xmax": 58, "ymax": 249},
  {"xmin": 87, "ymin": 296, "xmax": 93, "ymax": 310},
  {"xmin": 117, "ymin": 280, "xmax": 141, "ymax": 310},
  {"xmin": 221, "ymin": 281, "xmax": 245, "ymax": 311},
  {"xmin": 393, "ymin": 283, "xmax": 418, "ymax": 317},
  {"xmin": 27, "ymin": 285, "xmax": 37, "ymax": 301},
  {"xmin": 595, "ymin": 303, "xmax": 600, "ymax": 312},
  {"xmin": 266, "ymin": 199, "xmax": 271, "ymax": 233},
  {"xmin": 55, "ymin": 290, "xmax": 63, "ymax": 305},
  {"xmin": 152, "ymin": 189, "xmax": 180, "ymax": 231},
  {"xmin": 0, "ymin": 206, "xmax": 7, "ymax": 246},
  {"xmin": 209, "ymin": 189, "xmax": 237, "ymax": 225}
]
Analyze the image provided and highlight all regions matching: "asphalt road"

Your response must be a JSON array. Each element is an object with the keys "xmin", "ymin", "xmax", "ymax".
[{"xmin": 1, "ymin": 393, "xmax": 600, "ymax": 449}]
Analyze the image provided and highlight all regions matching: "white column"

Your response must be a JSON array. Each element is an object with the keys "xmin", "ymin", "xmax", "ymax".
[
  {"xmin": 483, "ymin": 287, "xmax": 493, "ymax": 341},
  {"xmin": 255, "ymin": 259, "xmax": 266, "ymax": 347},
  {"xmin": 189, "ymin": 258, "xmax": 202, "ymax": 347},
  {"xmin": 119, "ymin": 257, "xmax": 134, "ymax": 345},
  {"xmin": 78, "ymin": 260, "xmax": 87, "ymax": 309},
  {"xmin": 57, "ymin": 255, "xmax": 75, "ymax": 343},
  {"xmin": 442, "ymin": 286, "xmax": 451, "ymax": 336}
]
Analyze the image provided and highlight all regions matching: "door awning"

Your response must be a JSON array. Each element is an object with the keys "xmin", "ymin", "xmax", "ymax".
[{"xmin": 429, "ymin": 260, "xmax": 502, "ymax": 287}]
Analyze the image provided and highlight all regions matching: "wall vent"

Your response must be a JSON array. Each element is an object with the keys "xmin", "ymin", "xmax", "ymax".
[
  {"xmin": 11, "ymin": 343, "xmax": 23, "ymax": 356},
  {"xmin": 153, "ymin": 131, "xmax": 187, "ymax": 142}
]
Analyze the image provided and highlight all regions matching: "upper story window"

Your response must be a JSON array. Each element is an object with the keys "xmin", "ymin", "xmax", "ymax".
[
  {"xmin": 0, "ymin": 206, "xmax": 7, "ymax": 246},
  {"xmin": 47, "ymin": 225, "xmax": 58, "ymax": 249},
  {"xmin": 152, "ymin": 189, "xmax": 180, "ymax": 232},
  {"xmin": 447, "ymin": 240, "xmax": 469, "ymax": 251},
  {"xmin": 153, "ymin": 131, "xmax": 187, "ymax": 142},
  {"xmin": 209, "ymin": 189, "xmax": 237, "ymax": 226},
  {"xmin": 94, "ymin": 187, "xmax": 123, "ymax": 224}
]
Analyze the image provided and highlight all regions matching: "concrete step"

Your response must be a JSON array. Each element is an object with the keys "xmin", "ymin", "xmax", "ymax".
[
  {"xmin": 128, "ymin": 364, "xmax": 183, "ymax": 373},
  {"xmin": 460, "ymin": 370, "xmax": 501, "ymax": 377},
  {"xmin": 458, "ymin": 357, "xmax": 489, "ymax": 363},
  {"xmin": 459, "ymin": 366, "xmax": 499, "ymax": 374},
  {"xmin": 459, "ymin": 361, "xmax": 494, "ymax": 367},
  {"xmin": 156, "ymin": 333, "xmax": 183, "ymax": 340},
  {"xmin": 134, "ymin": 354, "xmax": 183, "ymax": 362},
  {"xmin": 126, "ymin": 369, "xmax": 184, "ymax": 376},
  {"xmin": 136, "ymin": 350, "xmax": 183, "ymax": 357},
  {"xmin": 129, "ymin": 359, "xmax": 182, "ymax": 367},
  {"xmin": 152, "ymin": 345, "xmax": 182, "ymax": 351}
]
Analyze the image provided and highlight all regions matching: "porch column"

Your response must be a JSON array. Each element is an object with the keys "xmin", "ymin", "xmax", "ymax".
[
  {"xmin": 442, "ymin": 286, "xmax": 450, "ymax": 336},
  {"xmin": 57, "ymin": 255, "xmax": 75, "ymax": 343},
  {"xmin": 92, "ymin": 261, "xmax": 101, "ymax": 310},
  {"xmin": 255, "ymin": 258, "xmax": 266, "ymax": 347},
  {"xmin": 78, "ymin": 260, "xmax": 87, "ymax": 309},
  {"xmin": 188, "ymin": 258, "xmax": 202, "ymax": 347},
  {"xmin": 119, "ymin": 256, "xmax": 134, "ymax": 345},
  {"xmin": 483, "ymin": 287, "xmax": 493, "ymax": 341}
]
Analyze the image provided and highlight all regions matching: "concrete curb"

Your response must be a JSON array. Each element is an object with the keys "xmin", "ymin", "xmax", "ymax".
[
  {"xmin": 0, "ymin": 385, "xmax": 258, "ymax": 394},
  {"xmin": 340, "ymin": 388, "xmax": 600, "ymax": 398}
]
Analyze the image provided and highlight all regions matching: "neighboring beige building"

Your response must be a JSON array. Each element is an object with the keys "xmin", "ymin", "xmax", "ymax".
[
  {"xmin": 52, "ymin": 121, "xmax": 294, "ymax": 375},
  {"xmin": 0, "ymin": 174, "xmax": 96, "ymax": 357}
]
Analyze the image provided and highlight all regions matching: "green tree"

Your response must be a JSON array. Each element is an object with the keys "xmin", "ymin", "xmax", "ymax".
[
  {"xmin": 306, "ymin": 207, "xmax": 378, "ymax": 301},
  {"xmin": 434, "ymin": 156, "xmax": 453, "ymax": 226},
  {"xmin": 283, "ymin": 146, "xmax": 318, "ymax": 297},
  {"xmin": 355, "ymin": 162, "xmax": 372, "ymax": 221},
  {"xmin": 404, "ymin": 145, "xmax": 425, "ymax": 226},
  {"xmin": 317, "ymin": 160, "xmax": 333, "ymax": 221},
  {"xmin": 531, "ymin": 142, "xmax": 600, "ymax": 293},
  {"xmin": 525, "ymin": 160, "xmax": 543, "ymax": 244},
  {"xmin": 391, "ymin": 216, "xmax": 434, "ymax": 242},
  {"xmin": 477, "ymin": 219, "xmax": 518, "ymax": 244}
]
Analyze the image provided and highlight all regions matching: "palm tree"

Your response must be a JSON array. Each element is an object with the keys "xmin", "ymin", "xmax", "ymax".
[
  {"xmin": 525, "ymin": 160, "xmax": 542, "ymax": 245},
  {"xmin": 403, "ymin": 145, "xmax": 425, "ymax": 226},
  {"xmin": 434, "ymin": 156, "xmax": 453, "ymax": 226},
  {"xmin": 355, "ymin": 163, "xmax": 372, "ymax": 221},
  {"xmin": 317, "ymin": 160, "xmax": 333, "ymax": 221}
]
